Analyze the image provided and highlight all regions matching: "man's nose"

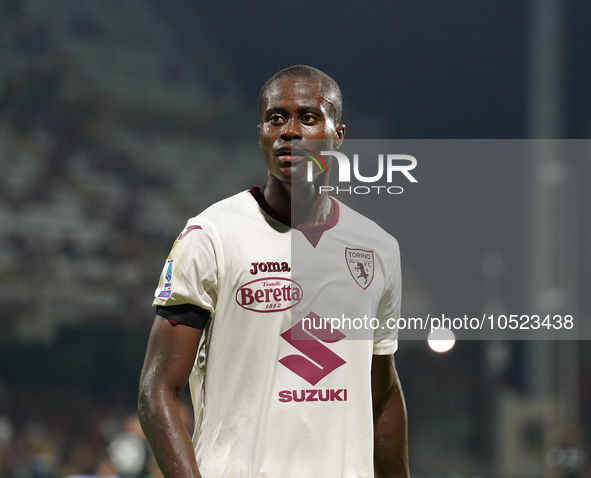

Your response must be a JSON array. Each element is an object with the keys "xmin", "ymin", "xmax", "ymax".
[{"xmin": 280, "ymin": 117, "xmax": 302, "ymax": 140}]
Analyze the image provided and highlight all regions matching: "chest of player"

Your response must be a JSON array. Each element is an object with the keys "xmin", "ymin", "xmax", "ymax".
[
  {"xmin": 291, "ymin": 232, "xmax": 387, "ymax": 327},
  {"xmin": 217, "ymin": 228, "xmax": 385, "ymax": 322},
  {"xmin": 217, "ymin": 227, "xmax": 294, "ymax": 315}
]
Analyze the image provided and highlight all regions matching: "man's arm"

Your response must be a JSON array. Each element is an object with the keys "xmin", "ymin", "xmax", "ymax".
[
  {"xmin": 372, "ymin": 353, "xmax": 409, "ymax": 478},
  {"xmin": 138, "ymin": 315, "xmax": 202, "ymax": 478}
]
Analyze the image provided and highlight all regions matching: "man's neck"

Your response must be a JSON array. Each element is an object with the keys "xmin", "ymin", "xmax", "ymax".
[{"xmin": 262, "ymin": 176, "xmax": 333, "ymax": 227}]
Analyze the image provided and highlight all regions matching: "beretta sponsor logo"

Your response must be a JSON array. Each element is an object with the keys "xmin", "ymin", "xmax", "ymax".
[{"xmin": 235, "ymin": 277, "xmax": 303, "ymax": 313}]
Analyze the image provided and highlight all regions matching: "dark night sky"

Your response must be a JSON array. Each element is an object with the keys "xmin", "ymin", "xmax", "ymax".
[
  {"xmin": 185, "ymin": 0, "xmax": 590, "ymax": 138},
  {"xmin": 188, "ymin": 0, "xmax": 528, "ymax": 138}
]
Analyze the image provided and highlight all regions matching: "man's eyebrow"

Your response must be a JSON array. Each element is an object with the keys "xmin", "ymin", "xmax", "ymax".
[
  {"xmin": 264, "ymin": 106, "xmax": 287, "ymax": 114},
  {"xmin": 264, "ymin": 106, "xmax": 324, "ymax": 117},
  {"xmin": 297, "ymin": 106, "xmax": 323, "ymax": 113}
]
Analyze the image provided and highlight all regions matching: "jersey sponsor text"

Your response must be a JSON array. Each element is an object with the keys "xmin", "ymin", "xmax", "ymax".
[
  {"xmin": 249, "ymin": 261, "xmax": 291, "ymax": 274},
  {"xmin": 278, "ymin": 388, "xmax": 348, "ymax": 402},
  {"xmin": 235, "ymin": 277, "xmax": 302, "ymax": 313}
]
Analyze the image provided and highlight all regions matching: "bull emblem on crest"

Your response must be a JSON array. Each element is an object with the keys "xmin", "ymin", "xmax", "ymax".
[{"xmin": 345, "ymin": 248, "xmax": 374, "ymax": 290}]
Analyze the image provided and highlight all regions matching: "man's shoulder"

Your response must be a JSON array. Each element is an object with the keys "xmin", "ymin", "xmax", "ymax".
[
  {"xmin": 174, "ymin": 190, "xmax": 258, "ymax": 244},
  {"xmin": 333, "ymin": 198, "xmax": 399, "ymax": 248},
  {"xmin": 190, "ymin": 189, "xmax": 257, "ymax": 224}
]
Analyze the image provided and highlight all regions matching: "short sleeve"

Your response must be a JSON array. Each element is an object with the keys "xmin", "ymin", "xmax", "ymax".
[
  {"xmin": 373, "ymin": 238, "xmax": 401, "ymax": 355},
  {"xmin": 152, "ymin": 217, "xmax": 221, "ymax": 317}
]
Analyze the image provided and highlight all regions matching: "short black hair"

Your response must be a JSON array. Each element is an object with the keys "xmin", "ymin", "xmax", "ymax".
[{"xmin": 258, "ymin": 65, "xmax": 343, "ymax": 124}]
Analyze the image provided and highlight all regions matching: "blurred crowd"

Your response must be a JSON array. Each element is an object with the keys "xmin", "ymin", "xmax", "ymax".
[
  {"xmin": 1, "ymin": 1, "xmax": 158, "ymax": 333},
  {"xmin": 0, "ymin": 2, "xmax": 223, "ymax": 475},
  {"xmin": 0, "ymin": 382, "xmax": 193, "ymax": 478},
  {"xmin": 0, "ymin": 0, "xmax": 254, "ymax": 338},
  {"xmin": 0, "ymin": 104, "xmax": 182, "ymax": 333}
]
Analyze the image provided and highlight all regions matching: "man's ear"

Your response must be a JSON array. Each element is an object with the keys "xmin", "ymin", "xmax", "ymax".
[{"xmin": 334, "ymin": 124, "xmax": 346, "ymax": 149}]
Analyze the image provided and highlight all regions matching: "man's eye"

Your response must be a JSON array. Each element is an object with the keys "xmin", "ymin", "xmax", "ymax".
[
  {"xmin": 302, "ymin": 114, "xmax": 316, "ymax": 123},
  {"xmin": 269, "ymin": 115, "xmax": 284, "ymax": 124}
]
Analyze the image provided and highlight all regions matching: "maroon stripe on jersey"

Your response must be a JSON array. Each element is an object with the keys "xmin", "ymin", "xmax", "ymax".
[{"xmin": 177, "ymin": 225, "xmax": 202, "ymax": 240}]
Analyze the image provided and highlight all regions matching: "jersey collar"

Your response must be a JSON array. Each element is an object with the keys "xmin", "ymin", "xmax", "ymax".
[{"xmin": 249, "ymin": 186, "xmax": 340, "ymax": 234}]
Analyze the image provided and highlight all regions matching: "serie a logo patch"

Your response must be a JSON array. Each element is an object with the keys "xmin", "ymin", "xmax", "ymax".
[{"xmin": 158, "ymin": 259, "xmax": 174, "ymax": 298}]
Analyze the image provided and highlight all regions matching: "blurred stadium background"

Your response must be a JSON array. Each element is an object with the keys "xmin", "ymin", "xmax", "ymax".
[{"xmin": 0, "ymin": 0, "xmax": 589, "ymax": 476}]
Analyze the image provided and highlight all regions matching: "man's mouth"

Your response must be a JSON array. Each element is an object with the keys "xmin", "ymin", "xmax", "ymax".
[
  {"xmin": 276, "ymin": 149, "xmax": 304, "ymax": 162},
  {"xmin": 277, "ymin": 154, "xmax": 303, "ymax": 162}
]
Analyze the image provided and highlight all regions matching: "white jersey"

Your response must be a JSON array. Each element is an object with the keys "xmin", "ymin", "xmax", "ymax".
[{"xmin": 153, "ymin": 187, "xmax": 401, "ymax": 478}]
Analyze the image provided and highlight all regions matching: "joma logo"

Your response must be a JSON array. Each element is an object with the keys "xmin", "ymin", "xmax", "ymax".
[{"xmin": 249, "ymin": 261, "xmax": 291, "ymax": 275}]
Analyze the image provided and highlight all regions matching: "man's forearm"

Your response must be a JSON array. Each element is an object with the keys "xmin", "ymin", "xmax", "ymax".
[
  {"xmin": 138, "ymin": 387, "xmax": 201, "ymax": 478},
  {"xmin": 373, "ymin": 360, "xmax": 409, "ymax": 478},
  {"xmin": 138, "ymin": 317, "xmax": 202, "ymax": 478}
]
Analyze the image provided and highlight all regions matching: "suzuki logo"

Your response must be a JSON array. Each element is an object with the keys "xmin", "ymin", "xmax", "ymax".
[{"xmin": 279, "ymin": 311, "xmax": 346, "ymax": 386}]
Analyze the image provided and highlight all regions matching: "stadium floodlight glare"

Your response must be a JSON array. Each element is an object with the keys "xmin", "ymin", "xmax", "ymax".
[{"xmin": 427, "ymin": 328, "xmax": 456, "ymax": 353}]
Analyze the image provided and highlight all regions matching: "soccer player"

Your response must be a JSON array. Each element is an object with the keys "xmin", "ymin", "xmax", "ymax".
[{"xmin": 138, "ymin": 65, "xmax": 409, "ymax": 478}]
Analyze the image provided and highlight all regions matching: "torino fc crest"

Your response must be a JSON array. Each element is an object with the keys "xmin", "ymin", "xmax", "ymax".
[{"xmin": 345, "ymin": 248, "xmax": 374, "ymax": 289}]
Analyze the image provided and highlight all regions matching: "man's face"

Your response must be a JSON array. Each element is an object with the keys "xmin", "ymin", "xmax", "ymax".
[{"xmin": 258, "ymin": 76, "xmax": 345, "ymax": 184}]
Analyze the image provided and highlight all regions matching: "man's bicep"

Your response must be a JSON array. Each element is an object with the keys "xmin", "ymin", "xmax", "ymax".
[
  {"xmin": 140, "ymin": 315, "xmax": 202, "ymax": 396},
  {"xmin": 371, "ymin": 354, "xmax": 397, "ymax": 409},
  {"xmin": 373, "ymin": 353, "xmax": 409, "ymax": 477}
]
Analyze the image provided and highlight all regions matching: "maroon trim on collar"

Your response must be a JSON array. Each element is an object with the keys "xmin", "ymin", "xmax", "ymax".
[
  {"xmin": 300, "ymin": 231, "xmax": 323, "ymax": 248},
  {"xmin": 249, "ymin": 186, "xmax": 340, "ymax": 233}
]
